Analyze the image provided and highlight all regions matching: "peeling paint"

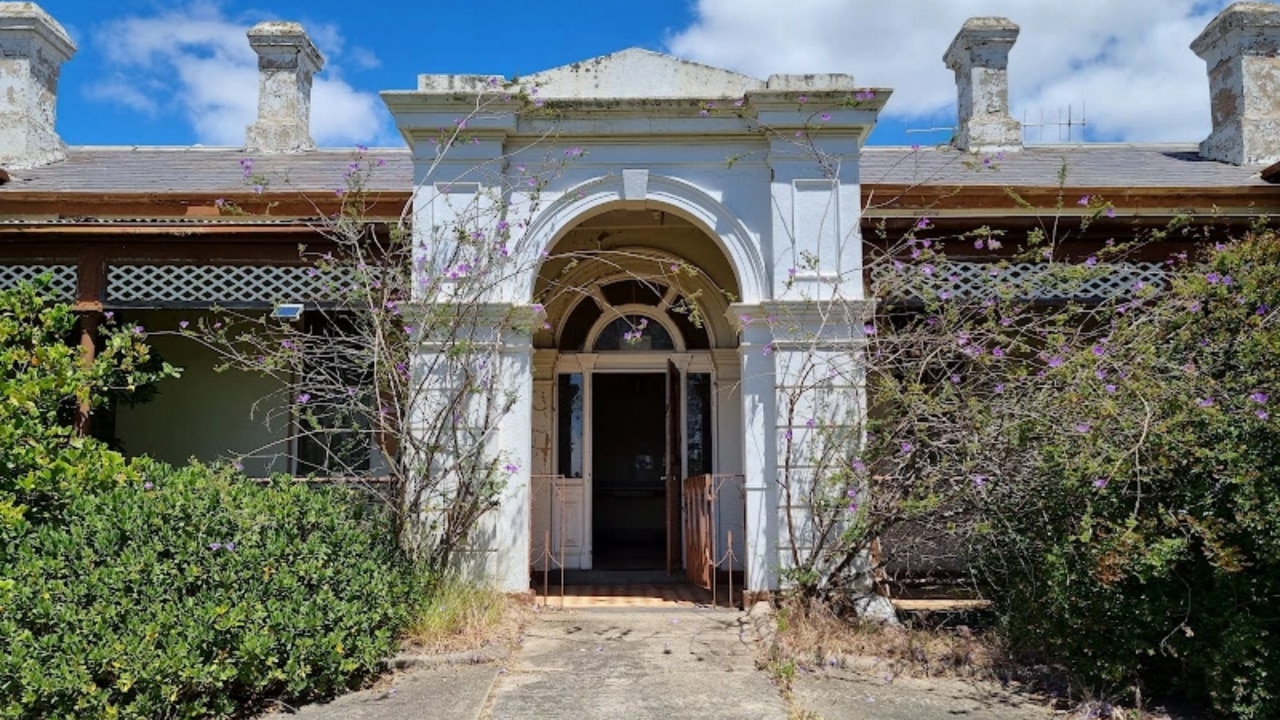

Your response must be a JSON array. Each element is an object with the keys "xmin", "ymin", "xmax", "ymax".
[
  {"xmin": 1193, "ymin": 1, "xmax": 1280, "ymax": 165},
  {"xmin": 944, "ymin": 17, "xmax": 1022, "ymax": 154},
  {"xmin": 0, "ymin": 1, "xmax": 74, "ymax": 169}
]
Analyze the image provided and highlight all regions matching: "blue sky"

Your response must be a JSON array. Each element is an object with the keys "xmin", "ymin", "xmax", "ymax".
[{"xmin": 42, "ymin": 0, "xmax": 1246, "ymax": 149}]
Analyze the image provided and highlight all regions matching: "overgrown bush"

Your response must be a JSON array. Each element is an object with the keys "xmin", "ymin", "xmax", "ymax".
[
  {"xmin": 0, "ymin": 459, "xmax": 423, "ymax": 719},
  {"xmin": 964, "ymin": 232, "xmax": 1280, "ymax": 717},
  {"xmin": 0, "ymin": 279, "xmax": 175, "ymax": 529}
]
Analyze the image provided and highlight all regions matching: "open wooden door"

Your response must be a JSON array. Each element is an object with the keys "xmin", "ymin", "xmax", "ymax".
[{"xmin": 665, "ymin": 360, "xmax": 682, "ymax": 574}]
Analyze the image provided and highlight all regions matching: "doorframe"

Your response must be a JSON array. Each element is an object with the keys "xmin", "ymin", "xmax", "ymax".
[{"xmin": 552, "ymin": 351, "xmax": 715, "ymax": 570}]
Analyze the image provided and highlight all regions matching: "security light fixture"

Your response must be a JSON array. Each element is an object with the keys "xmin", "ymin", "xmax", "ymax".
[{"xmin": 272, "ymin": 303, "xmax": 305, "ymax": 321}]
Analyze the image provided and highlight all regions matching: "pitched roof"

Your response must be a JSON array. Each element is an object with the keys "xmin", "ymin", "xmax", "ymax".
[
  {"xmin": 0, "ymin": 147, "xmax": 413, "ymax": 195},
  {"xmin": 861, "ymin": 144, "xmax": 1271, "ymax": 189},
  {"xmin": 0, "ymin": 143, "xmax": 1271, "ymax": 200}
]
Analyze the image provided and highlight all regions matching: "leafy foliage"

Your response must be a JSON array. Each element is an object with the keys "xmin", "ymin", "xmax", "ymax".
[
  {"xmin": 861, "ymin": 230, "xmax": 1280, "ymax": 717},
  {"xmin": 0, "ymin": 460, "xmax": 423, "ymax": 719},
  {"xmin": 0, "ymin": 279, "xmax": 176, "ymax": 529}
]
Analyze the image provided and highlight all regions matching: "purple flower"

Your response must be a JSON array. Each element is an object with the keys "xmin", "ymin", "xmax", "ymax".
[
  {"xmin": 862, "ymin": 323, "xmax": 876, "ymax": 336},
  {"xmin": 1250, "ymin": 392, "xmax": 1269, "ymax": 404},
  {"xmin": 971, "ymin": 475, "xmax": 987, "ymax": 488},
  {"xmin": 739, "ymin": 314, "xmax": 753, "ymax": 325},
  {"xmin": 143, "ymin": 482, "xmax": 154, "ymax": 491},
  {"xmin": 1206, "ymin": 272, "xmax": 1221, "ymax": 284},
  {"xmin": 297, "ymin": 392, "xmax": 311, "ymax": 405},
  {"xmin": 178, "ymin": 320, "xmax": 189, "ymax": 329},
  {"xmin": 1047, "ymin": 356, "xmax": 1064, "ymax": 368},
  {"xmin": 914, "ymin": 217, "xmax": 932, "ymax": 231},
  {"xmin": 504, "ymin": 463, "xmax": 520, "ymax": 474},
  {"xmin": 225, "ymin": 542, "xmax": 236, "ymax": 552},
  {"xmin": 1258, "ymin": 409, "xmax": 1270, "ymax": 420},
  {"xmin": 1105, "ymin": 206, "xmax": 1116, "ymax": 218},
  {"xmin": 209, "ymin": 542, "xmax": 222, "ymax": 551},
  {"xmin": 1092, "ymin": 477, "xmax": 1109, "ymax": 489},
  {"xmin": 761, "ymin": 343, "xmax": 774, "ymax": 357},
  {"xmin": 900, "ymin": 441, "xmax": 914, "ymax": 454},
  {"xmin": 1198, "ymin": 397, "xmax": 1214, "ymax": 408},
  {"xmin": 1105, "ymin": 384, "xmax": 1118, "ymax": 394},
  {"xmin": 851, "ymin": 459, "xmax": 866, "ymax": 473},
  {"xmin": 820, "ymin": 112, "xmax": 831, "ymax": 122},
  {"xmin": 1092, "ymin": 345, "xmax": 1106, "ymax": 357},
  {"xmin": 950, "ymin": 374, "xmax": 961, "ymax": 384},
  {"xmin": 1074, "ymin": 422, "xmax": 1092, "ymax": 434},
  {"xmin": 806, "ymin": 418, "xmax": 816, "ymax": 427},
  {"xmin": 797, "ymin": 94, "xmax": 808, "ymax": 104},
  {"xmin": 1085, "ymin": 256, "xmax": 1098, "ymax": 268},
  {"xmin": 994, "ymin": 384, "xmax": 1005, "ymax": 394},
  {"xmin": 992, "ymin": 347, "xmax": 1005, "ymax": 358},
  {"xmin": 1078, "ymin": 195, "xmax": 1091, "ymax": 206}
]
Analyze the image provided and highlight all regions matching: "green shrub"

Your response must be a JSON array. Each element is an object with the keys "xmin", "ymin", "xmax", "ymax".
[
  {"xmin": 969, "ymin": 232, "xmax": 1280, "ymax": 717},
  {"xmin": 0, "ymin": 460, "xmax": 424, "ymax": 719},
  {"xmin": 0, "ymin": 279, "xmax": 175, "ymax": 529}
]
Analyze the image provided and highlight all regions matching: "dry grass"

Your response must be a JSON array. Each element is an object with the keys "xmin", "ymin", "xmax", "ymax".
[
  {"xmin": 402, "ymin": 575, "xmax": 530, "ymax": 654},
  {"xmin": 765, "ymin": 599, "xmax": 1191, "ymax": 720},
  {"xmin": 767, "ymin": 598, "xmax": 1005, "ymax": 684}
]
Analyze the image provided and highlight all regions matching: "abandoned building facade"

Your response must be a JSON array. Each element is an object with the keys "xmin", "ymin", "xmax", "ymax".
[{"xmin": 2, "ymin": 1, "xmax": 1279, "ymax": 595}]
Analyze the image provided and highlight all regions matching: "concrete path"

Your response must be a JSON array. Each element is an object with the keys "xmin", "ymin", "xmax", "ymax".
[
  {"xmin": 789, "ymin": 669, "xmax": 1058, "ymax": 720},
  {"xmin": 482, "ymin": 606, "xmax": 786, "ymax": 719},
  {"xmin": 268, "ymin": 604, "xmax": 1061, "ymax": 720}
]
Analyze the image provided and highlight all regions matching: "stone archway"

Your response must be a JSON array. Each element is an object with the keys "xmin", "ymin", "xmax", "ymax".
[{"xmin": 526, "ymin": 203, "xmax": 749, "ymax": 584}]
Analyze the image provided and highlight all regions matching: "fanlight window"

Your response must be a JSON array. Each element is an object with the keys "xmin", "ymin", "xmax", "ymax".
[
  {"xmin": 556, "ymin": 279, "xmax": 711, "ymax": 351},
  {"xmin": 593, "ymin": 315, "xmax": 675, "ymax": 352}
]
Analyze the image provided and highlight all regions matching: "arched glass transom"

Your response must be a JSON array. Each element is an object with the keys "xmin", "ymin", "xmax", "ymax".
[{"xmin": 592, "ymin": 315, "xmax": 676, "ymax": 351}]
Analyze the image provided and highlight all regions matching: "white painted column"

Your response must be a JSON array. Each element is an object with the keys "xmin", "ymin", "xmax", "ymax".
[
  {"xmin": 489, "ymin": 330, "xmax": 534, "ymax": 591},
  {"xmin": 738, "ymin": 313, "xmax": 779, "ymax": 594}
]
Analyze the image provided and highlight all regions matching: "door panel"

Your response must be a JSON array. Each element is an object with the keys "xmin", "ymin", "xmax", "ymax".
[
  {"xmin": 592, "ymin": 373, "xmax": 667, "ymax": 570},
  {"xmin": 666, "ymin": 360, "xmax": 682, "ymax": 574}
]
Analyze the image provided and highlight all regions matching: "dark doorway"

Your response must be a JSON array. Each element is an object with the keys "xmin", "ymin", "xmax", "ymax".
[{"xmin": 592, "ymin": 373, "xmax": 668, "ymax": 570}]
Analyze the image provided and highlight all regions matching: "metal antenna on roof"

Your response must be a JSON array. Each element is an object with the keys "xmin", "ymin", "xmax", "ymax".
[
  {"xmin": 1021, "ymin": 103, "xmax": 1088, "ymax": 143},
  {"xmin": 903, "ymin": 126, "xmax": 958, "ymax": 145}
]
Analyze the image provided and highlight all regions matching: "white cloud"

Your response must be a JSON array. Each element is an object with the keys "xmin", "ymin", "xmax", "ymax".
[
  {"xmin": 90, "ymin": 3, "xmax": 392, "ymax": 147},
  {"xmin": 668, "ymin": 0, "xmax": 1237, "ymax": 143}
]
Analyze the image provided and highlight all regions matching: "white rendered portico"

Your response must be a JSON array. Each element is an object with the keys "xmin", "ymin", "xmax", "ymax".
[{"xmin": 383, "ymin": 49, "xmax": 885, "ymax": 594}]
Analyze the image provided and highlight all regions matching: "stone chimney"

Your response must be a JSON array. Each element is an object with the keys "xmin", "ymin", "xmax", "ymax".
[
  {"xmin": 0, "ymin": 2, "xmax": 76, "ymax": 170},
  {"xmin": 944, "ymin": 17, "xmax": 1022, "ymax": 153},
  {"xmin": 1192, "ymin": 2, "xmax": 1280, "ymax": 166},
  {"xmin": 245, "ymin": 21, "xmax": 324, "ymax": 153}
]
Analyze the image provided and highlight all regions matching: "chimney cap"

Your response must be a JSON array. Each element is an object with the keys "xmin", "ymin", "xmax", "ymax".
[
  {"xmin": 247, "ymin": 20, "xmax": 324, "ymax": 71},
  {"xmin": 944, "ymin": 16, "xmax": 1019, "ymax": 70},
  {"xmin": 0, "ymin": 2, "xmax": 76, "ymax": 61},
  {"xmin": 1192, "ymin": 2, "xmax": 1280, "ymax": 57}
]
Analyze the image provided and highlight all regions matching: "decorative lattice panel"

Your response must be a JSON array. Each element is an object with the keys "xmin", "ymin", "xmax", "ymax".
[
  {"xmin": 107, "ymin": 264, "xmax": 349, "ymax": 306},
  {"xmin": 0, "ymin": 264, "xmax": 77, "ymax": 299},
  {"xmin": 873, "ymin": 261, "xmax": 1166, "ymax": 301}
]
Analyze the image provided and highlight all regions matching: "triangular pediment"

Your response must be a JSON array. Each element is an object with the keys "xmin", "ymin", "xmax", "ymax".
[{"xmin": 524, "ymin": 48, "xmax": 766, "ymax": 99}]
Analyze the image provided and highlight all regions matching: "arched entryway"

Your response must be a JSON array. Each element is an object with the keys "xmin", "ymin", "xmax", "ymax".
[{"xmin": 528, "ymin": 208, "xmax": 745, "ymax": 582}]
